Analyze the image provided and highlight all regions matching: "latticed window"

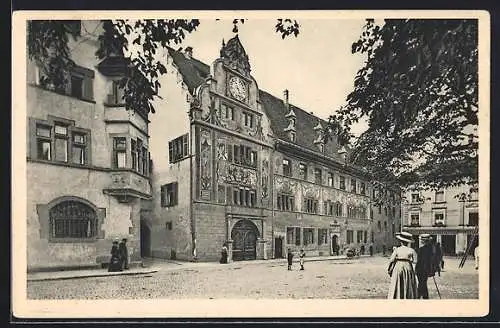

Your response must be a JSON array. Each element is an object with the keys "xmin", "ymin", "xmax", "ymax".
[{"xmin": 49, "ymin": 201, "xmax": 97, "ymax": 239}]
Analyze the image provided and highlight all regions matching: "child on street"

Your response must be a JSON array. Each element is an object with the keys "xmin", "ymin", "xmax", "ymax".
[
  {"xmin": 287, "ymin": 248, "xmax": 293, "ymax": 270},
  {"xmin": 299, "ymin": 249, "xmax": 306, "ymax": 270}
]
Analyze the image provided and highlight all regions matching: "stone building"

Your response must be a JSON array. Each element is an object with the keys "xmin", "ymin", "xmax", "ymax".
[
  {"xmin": 26, "ymin": 21, "xmax": 400, "ymax": 269},
  {"xmin": 145, "ymin": 35, "xmax": 400, "ymax": 262},
  {"xmin": 402, "ymin": 184, "xmax": 479, "ymax": 255},
  {"xmin": 26, "ymin": 21, "xmax": 152, "ymax": 271}
]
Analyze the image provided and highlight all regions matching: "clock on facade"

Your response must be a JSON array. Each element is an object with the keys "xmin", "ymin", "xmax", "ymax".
[{"xmin": 228, "ymin": 76, "xmax": 247, "ymax": 101}]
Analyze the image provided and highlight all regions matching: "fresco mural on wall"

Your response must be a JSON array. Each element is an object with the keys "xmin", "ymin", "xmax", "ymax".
[
  {"xmin": 261, "ymin": 157, "xmax": 270, "ymax": 203},
  {"xmin": 200, "ymin": 129, "xmax": 212, "ymax": 200}
]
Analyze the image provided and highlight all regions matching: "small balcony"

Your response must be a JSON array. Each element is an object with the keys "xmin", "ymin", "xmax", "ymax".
[{"xmin": 103, "ymin": 170, "xmax": 152, "ymax": 203}]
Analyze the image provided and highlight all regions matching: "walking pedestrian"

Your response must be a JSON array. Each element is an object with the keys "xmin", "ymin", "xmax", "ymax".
[
  {"xmin": 434, "ymin": 241, "xmax": 443, "ymax": 276},
  {"xmin": 299, "ymin": 249, "xmax": 305, "ymax": 270},
  {"xmin": 387, "ymin": 232, "xmax": 418, "ymax": 299},
  {"xmin": 108, "ymin": 239, "xmax": 122, "ymax": 272},
  {"xmin": 415, "ymin": 234, "xmax": 435, "ymax": 299},
  {"xmin": 119, "ymin": 238, "xmax": 129, "ymax": 270},
  {"xmin": 220, "ymin": 242, "xmax": 228, "ymax": 264},
  {"xmin": 287, "ymin": 248, "xmax": 294, "ymax": 271}
]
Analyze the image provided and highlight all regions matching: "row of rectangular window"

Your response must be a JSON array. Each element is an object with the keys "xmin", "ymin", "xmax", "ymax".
[
  {"xmin": 346, "ymin": 230, "xmax": 368, "ymax": 244},
  {"xmin": 286, "ymin": 227, "xmax": 329, "ymax": 246},
  {"xmin": 408, "ymin": 212, "xmax": 478, "ymax": 226},
  {"xmin": 283, "ymin": 159, "xmax": 366, "ymax": 194},
  {"xmin": 35, "ymin": 123, "xmax": 88, "ymax": 165},
  {"xmin": 277, "ymin": 194, "xmax": 368, "ymax": 218},
  {"xmin": 229, "ymin": 144, "xmax": 258, "ymax": 168},
  {"xmin": 112, "ymin": 137, "xmax": 150, "ymax": 175},
  {"xmin": 218, "ymin": 103, "xmax": 255, "ymax": 129}
]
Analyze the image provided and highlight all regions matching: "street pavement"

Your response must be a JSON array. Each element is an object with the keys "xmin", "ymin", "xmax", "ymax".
[{"xmin": 27, "ymin": 255, "xmax": 478, "ymax": 300}]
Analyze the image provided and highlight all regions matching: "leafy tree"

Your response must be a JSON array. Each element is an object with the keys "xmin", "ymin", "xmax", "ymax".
[
  {"xmin": 329, "ymin": 19, "xmax": 478, "ymax": 190},
  {"xmin": 27, "ymin": 19, "xmax": 299, "ymax": 117}
]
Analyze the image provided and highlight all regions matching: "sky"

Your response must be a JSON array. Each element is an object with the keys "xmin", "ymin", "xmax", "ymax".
[{"xmin": 175, "ymin": 19, "xmax": 369, "ymax": 136}]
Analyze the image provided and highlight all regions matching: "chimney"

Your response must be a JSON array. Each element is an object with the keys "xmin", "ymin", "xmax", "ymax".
[
  {"xmin": 184, "ymin": 46, "xmax": 193, "ymax": 59},
  {"xmin": 283, "ymin": 89, "xmax": 289, "ymax": 108}
]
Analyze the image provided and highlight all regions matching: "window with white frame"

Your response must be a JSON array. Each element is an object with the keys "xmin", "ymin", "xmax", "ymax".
[
  {"xmin": 410, "ymin": 212, "xmax": 420, "ymax": 226},
  {"xmin": 433, "ymin": 210, "xmax": 446, "ymax": 226},
  {"xmin": 31, "ymin": 118, "xmax": 90, "ymax": 165},
  {"xmin": 327, "ymin": 172, "xmax": 334, "ymax": 187},
  {"xmin": 411, "ymin": 193, "xmax": 421, "ymax": 203},
  {"xmin": 435, "ymin": 190, "xmax": 445, "ymax": 202}
]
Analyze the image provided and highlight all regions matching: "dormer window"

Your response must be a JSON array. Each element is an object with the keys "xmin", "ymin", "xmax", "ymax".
[{"xmin": 313, "ymin": 120, "xmax": 325, "ymax": 151}]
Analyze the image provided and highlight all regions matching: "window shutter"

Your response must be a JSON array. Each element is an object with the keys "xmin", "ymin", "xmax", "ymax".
[
  {"xmin": 168, "ymin": 141, "xmax": 173, "ymax": 163},
  {"xmin": 160, "ymin": 186, "xmax": 165, "ymax": 207},
  {"xmin": 173, "ymin": 182, "xmax": 179, "ymax": 205},
  {"xmin": 183, "ymin": 134, "xmax": 189, "ymax": 157},
  {"xmin": 83, "ymin": 77, "xmax": 94, "ymax": 101},
  {"xmin": 227, "ymin": 144, "xmax": 233, "ymax": 162}
]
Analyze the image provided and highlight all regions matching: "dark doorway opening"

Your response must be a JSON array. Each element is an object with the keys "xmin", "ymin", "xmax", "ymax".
[
  {"xmin": 274, "ymin": 237, "xmax": 283, "ymax": 258},
  {"xmin": 331, "ymin": 235, "xmax": 339, "ymax": 255},
  {"xmin": 441, "ymin": 234, "xmax": 456, "ymax": 256},
  {"xmin": 140, "ymin": 219, "xmax": 151, "ymax": 258}
]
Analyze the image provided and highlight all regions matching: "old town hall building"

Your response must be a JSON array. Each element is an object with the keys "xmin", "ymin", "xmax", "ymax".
[{"xmin": 26, "ymin": 21, "xmax": 400, "ymax": 270}]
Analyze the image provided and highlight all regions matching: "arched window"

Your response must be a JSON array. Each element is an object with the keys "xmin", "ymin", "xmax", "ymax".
[{"xmin": 49, "ymin": 200, "xmax": 97, "ymax": 239}]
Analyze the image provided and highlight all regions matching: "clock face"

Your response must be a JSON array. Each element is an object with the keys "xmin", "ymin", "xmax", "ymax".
[{"xmin": 228, "ymin": 76, "xmax": 247, "ymax": 101}]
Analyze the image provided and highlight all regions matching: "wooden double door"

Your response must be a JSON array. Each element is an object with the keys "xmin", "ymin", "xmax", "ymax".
[{"xmin": 231, "ymin": 219, "xmax": 259, "ymax": 261}]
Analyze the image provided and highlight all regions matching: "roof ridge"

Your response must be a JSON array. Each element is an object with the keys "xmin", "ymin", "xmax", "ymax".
[{"xmin": 259, "ymin": 89, "xmax": 328, "ymax": 125}]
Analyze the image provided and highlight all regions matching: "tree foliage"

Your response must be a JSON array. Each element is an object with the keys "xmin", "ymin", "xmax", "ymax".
[
  {"xmin": 27, "ymin": 19, "xmax": 300, "ymax": 117},
  {"xmin": 329, "ymin": 19, "xmax": 478, "ymax": 190}
]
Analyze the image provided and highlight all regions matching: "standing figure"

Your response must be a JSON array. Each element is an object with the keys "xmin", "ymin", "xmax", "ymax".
[
  {"xmin": 415, "ymin": 234, "xmax": 435, "ymax": 299},
  {"xmin": 108, "ymin": 239, "xmax": 122, "ymax": 272},
  {"xmin": 382, "ymin": 244, "xmax": 386, "ymax": 256},
  {"xmin": 434, "ymin": 241, "xmax": 443, "ymax": 276},
  {"xmin": 299, "ymin": 249, "xmax": 306, "ymax": 270},
  {"xmin": 220, "ymin": 242, "xmax": 228, "ymax": 264},
  {"xmin": 369, "ymin": 244, "xmax": 373, "ymax": 256},
  {"xmin": 474, "ymin": 245, "xmax": 479, "ymax": 270},
  {"xmin": 119, "ymin": 238, "xmax": 129, "ymax": 270},
  {"xmin": 360, "ymin": 245, "xmax": 365, "ymax": 255},
  {"xmin": 287, "ymin": 248, "xmax": 294, "ymax": 271},
  {"xmin": 387, "ymin": 232, "xmax": 418, "ymax": 299}
]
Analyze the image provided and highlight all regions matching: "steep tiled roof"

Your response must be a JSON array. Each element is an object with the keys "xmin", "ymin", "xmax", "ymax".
[
  {"xmin": 166, "ymin": 47, "xmax": 210, "ymax": 93},
  {"xmin": 166, "ymin": 47, "xmax": 344, "ymax": 162}
]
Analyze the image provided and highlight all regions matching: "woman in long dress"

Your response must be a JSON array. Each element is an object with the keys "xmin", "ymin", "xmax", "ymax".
[{"xmin": 387, "ymin": 232, "xmax": 418, "ymax": 299}]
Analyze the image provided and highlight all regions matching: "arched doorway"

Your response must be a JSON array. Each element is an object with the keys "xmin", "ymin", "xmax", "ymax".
[
  {"xmin": 140, "ymin": 218, "xmax": 151, "ymax": 258},
  {"xmin": 231, "ymin": 219, "xmax": 259, "ymax": 261},
  {"xmin": 331, "ymin": 235, "xmax": 339, "ymax": 255}
]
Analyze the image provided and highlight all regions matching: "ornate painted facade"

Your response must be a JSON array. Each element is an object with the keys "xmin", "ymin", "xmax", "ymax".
[{"xmin": 148, "ymin": 35, "xmax": 401, "ymax": 262}]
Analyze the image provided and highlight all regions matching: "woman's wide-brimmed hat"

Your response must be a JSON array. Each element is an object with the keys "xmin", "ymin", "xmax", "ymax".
[{"xmin": 396, "ymin": 231, "xmax": 414, "ymax": 244}]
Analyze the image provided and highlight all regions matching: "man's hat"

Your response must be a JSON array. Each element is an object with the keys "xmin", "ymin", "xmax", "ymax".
[
  {"xmin": 396, "ymin": 231, "xmax": 414, "ymax": 244},
  {"xmin": 419, "ymin": 233, "xmax": 431, "ymax": 240}
]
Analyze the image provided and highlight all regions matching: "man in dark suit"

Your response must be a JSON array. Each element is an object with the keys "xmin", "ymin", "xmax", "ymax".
[{"xmin": 415, "ymin": 234, "xmax": 435, "ymax": 299}]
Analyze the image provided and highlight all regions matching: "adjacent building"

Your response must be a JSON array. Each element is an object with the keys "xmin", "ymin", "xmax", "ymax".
[
  {"xmin": 402, "ymin": 184, "xmax": 479, "ymax": 255},
  {"xmin": 26, "ymin": 21, "xmax": 400, "ymax": 270},
  {"xmin": 26, "ymin": 21, "xmax": 152, "ymax": 271}
]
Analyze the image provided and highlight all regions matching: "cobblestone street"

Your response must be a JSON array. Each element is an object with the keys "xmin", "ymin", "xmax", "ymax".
[{"xmin": 28, "ymin": 256, "xmax": 478, "ymax": 300}]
